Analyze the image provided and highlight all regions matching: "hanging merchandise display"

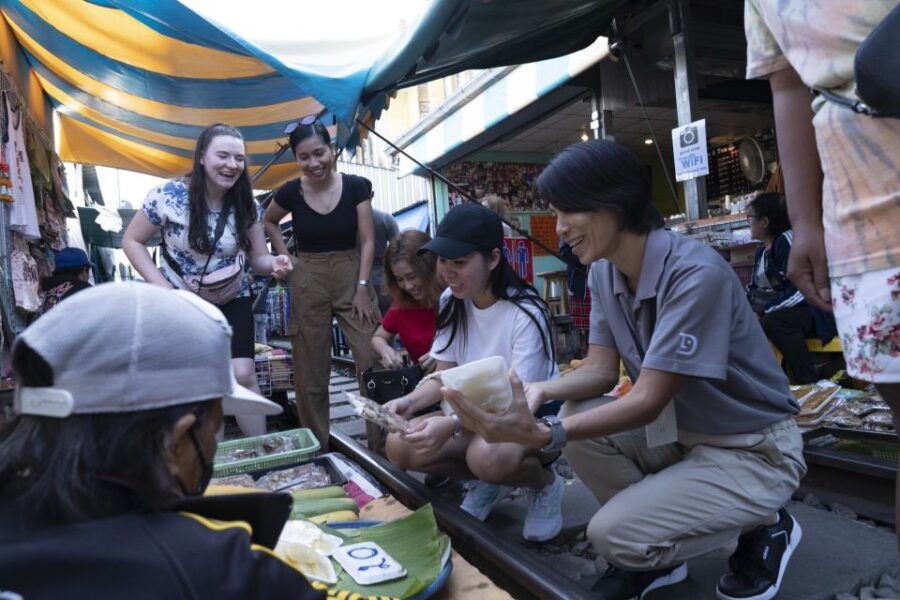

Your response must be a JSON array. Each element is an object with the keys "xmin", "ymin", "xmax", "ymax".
[
  {"xmin": 266, "ymin": 285, "xmax": 291, "ymax": 337},
  {"xmin": 5, "ymin": 93, "xmax": 39, "ymax": 239},
  {"xmin": 10, "ymin": 245, "xmax": 40, "ymax": 313}
]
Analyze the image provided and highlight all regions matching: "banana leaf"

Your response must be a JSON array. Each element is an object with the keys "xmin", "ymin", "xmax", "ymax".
[{"xmin": 320, "ymin": 504, "xmax": 450, "ymax": 599}]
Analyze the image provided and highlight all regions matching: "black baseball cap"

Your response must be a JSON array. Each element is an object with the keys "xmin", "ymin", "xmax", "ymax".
[{"xmin": 419, "ymin": 203, "xmax": 503, "ymax": 259}]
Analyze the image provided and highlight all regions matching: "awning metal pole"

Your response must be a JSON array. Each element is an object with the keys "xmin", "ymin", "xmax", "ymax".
[
  {"xmin": 356, "ymin": 119, "xmax": 585, "ymax": 274},
  {"xmin": 251, "ymin": 142, "xmax": 290, "ymax": 184}
]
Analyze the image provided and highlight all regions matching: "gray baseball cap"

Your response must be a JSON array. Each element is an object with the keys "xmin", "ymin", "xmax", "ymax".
[{"xmin": 13, "ymin": 281, "xmax": 282, "ymax": 418}]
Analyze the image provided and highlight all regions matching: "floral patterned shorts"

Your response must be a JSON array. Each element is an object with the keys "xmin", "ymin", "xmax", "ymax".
[{"xmin": 832, "ymin": 267, "xmax": 900, "ymax": 383}]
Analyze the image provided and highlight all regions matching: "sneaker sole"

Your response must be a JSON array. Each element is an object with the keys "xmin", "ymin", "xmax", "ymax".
[
  {"xmin": 715, "ymin": 516, "xmax": 803, "ymax": 600},
  {"xmin": 640, "ymin": 562, "xmax": 688, "ymax": 599}
]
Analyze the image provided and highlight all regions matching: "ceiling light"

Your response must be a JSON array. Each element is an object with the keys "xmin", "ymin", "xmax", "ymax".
[
  {"xmin": 644, "ymin": 138, "xmax": 653, "ymax": 145},
  {"xmin": 580, "ymin": 132, "xmax": 590, "ymax": 142}
]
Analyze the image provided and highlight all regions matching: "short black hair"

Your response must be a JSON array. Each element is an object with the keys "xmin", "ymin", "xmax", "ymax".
[
  {"xmin": 537, "ymin": 140, "xmax": 663, "ymax": 233},
  {"xmin": 748, "ymin": 193, "xmax": 791, "ymax": 237}
]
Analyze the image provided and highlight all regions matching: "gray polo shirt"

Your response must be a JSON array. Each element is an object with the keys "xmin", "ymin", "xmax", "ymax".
[{"xmin": 588, "ymin": 227, "xmax": 798, "ymax": 434}]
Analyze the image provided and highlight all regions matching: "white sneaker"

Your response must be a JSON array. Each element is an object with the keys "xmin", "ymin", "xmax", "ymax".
[
  {"xmin": 523, "ymin": 472, "xmax": 564, "ymax": 542},
  {"xmin": 460, "ymin": 480, "xmax": 513, "ymax": 521}
]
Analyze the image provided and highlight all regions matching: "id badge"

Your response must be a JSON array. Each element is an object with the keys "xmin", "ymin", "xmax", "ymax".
[{"xmin": 645, "ymin": 400, "xmax": 678, "ymax": 447}]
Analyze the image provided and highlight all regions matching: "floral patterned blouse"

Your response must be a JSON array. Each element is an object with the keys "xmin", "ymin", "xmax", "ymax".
[{"xmin": 141, "ymin": 179, "xmax": 262, "ymax": 297}]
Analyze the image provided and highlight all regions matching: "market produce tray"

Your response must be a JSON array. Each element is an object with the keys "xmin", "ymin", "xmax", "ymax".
[
  {"xmin": 213, "ymin": 428, "xmax": 320, "ymax": 477},
  {"xmin": 248, "ymin": 454, "xmax": 347, "ymax": 489}
]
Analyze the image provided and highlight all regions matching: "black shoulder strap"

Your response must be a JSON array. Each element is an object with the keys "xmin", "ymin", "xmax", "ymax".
[{"xmin": 160, "ymin": 202, "xmax": 232, "ymax": 283}]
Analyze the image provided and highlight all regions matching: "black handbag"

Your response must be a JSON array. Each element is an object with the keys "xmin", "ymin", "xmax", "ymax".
[
  {"xmin": 362, "ymin": 364, "xmax": 424, "ymax": 405},
  {"xmin": 818, "ymin": 4, "xmax": 900, "ymax": 118}
]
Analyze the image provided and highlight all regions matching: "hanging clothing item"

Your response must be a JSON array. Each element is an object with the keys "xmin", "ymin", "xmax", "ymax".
[
  {"xmin": 6, "ymin": 96, "xmax": 39, "ymax": 239},
  {"xmin": 11, "ymin": 249, "xmax": 40, "ymax": 313}
]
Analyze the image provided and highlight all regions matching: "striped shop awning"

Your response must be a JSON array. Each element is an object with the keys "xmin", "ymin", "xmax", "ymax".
[
  {"xmin": 0, "ymin": 0, "xmax": 626, "ymax": 189},
  {"xmin": 0, "ymin": 0, "xmax": 369, "ymax": 189}
]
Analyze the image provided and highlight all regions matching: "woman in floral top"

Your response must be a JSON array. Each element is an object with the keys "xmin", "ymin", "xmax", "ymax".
[{"xmin": 124, "ymin": 123, "xmax": 291, "ymax": 437}]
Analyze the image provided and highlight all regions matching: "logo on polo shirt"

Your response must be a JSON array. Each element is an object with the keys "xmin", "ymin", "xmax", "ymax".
[{"xmin": 677, "ymin": 333, "xmax": 698, "ymax": 356}]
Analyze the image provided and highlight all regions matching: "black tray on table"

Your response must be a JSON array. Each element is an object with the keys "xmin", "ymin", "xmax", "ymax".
[{"xmin": 246, "ymin": 453, "xmax": 347, "ymax": 490}]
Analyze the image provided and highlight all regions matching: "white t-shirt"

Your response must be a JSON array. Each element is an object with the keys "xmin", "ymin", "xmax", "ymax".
[{"xmin": 430, "ymin": 288, "xmax": 559, "ymax": 383}]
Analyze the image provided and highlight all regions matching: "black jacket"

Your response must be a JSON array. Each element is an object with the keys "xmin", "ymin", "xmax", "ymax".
[
  {"xmin": 0, "ymin": 490, "xmax": 326, "ymax": 600},
  {"xmin": 747, "ymin": 230, "xmax": 836, "ymax": 343}
]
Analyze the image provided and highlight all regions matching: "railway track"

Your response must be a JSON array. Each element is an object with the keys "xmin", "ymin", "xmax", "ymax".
[{"xmin": 318, "ymin": 357, "xmax": 899, "ymax": 599}]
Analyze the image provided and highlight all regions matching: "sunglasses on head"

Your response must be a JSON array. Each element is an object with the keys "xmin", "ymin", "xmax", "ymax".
[{"xmin": 284, "ymin": 115, "xmax": 319, "ymax": 136}]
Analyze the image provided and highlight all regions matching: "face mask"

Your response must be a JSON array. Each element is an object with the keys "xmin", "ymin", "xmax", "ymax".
[{"xmin": 176, "ymin": 426, "xmax": 214, "ymax": 497}]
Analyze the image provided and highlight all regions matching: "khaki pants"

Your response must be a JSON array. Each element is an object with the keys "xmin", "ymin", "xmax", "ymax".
[
  {"xmin": 560, "ymin": 396, "xmax": 807, "ymax": 571},
  {"xmin": 289, "ymin": 250, "xmax": 379, "ymax": 452}
]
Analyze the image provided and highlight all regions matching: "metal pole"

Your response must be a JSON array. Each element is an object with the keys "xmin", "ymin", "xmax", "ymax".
[
  {"xmin": 356, "ymin": 119, "xmax": 585, "ymax": 274},
  {"xmin": 669, "ymin": 0, "xmax": 708, "ymax": 220},
  {"xmin": 251, "ymin": 142, "xmax": 290, "ymax": 184}
]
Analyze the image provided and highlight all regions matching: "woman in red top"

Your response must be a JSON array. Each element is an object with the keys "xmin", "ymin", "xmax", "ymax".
[{"xmin": 371, "ymin": 230, "xmax": 445, "ymax": 372}]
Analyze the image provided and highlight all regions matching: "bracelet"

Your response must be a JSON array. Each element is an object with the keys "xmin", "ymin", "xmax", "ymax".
[{"xmin": 449, "ymin": 413, "xmax": 463, "ymax": 439}]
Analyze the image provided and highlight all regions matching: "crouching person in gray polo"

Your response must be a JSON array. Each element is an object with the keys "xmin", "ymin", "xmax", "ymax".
[{"xmin": 444, "ymin": 140, "xmax": 806, "ymax": 600}]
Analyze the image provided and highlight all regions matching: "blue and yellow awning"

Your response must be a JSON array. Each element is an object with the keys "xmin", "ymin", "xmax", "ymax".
[{"xmin": 0, "ymin": 0, "xmax": 625, "ymax": 189}]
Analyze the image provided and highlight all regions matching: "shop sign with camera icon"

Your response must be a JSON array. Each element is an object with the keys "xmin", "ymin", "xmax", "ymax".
[{"xmin": 671, "ymin": 119, "xmax": 709, "ymax": 182}]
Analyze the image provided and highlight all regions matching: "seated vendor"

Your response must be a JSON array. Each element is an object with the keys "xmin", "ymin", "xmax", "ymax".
[
  {"xmin": 445, "ymin": 141, "xmax": 807, "ymax": 600},
  {"xmin": 746, "ymin": 193, "xmax": 836, "ymax": 384},
  {"xmin": 0, "ymin": 282, "xmax": 325, "ymax": 599},
  {"xmin": 39, "ymin": 247, "xmax": 93, "ymax": 315}
]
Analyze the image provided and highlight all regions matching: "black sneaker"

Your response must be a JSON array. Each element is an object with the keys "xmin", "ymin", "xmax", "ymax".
[
  {"xmin": 591, "ymin": 563, "xmax": 687, "ymax": 600},
  {"xmin": 424, "ymin": 473, "xmax": 450, "ymax": 488},
  {"xmin": 716, "ymin": 508, "xmax": 802, "ymax": 600}
]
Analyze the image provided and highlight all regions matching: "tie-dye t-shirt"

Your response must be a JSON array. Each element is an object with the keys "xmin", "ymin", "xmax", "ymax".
[
  {"xmin": 745, "ymin": 0, "xmax": 900, "ymax": 277},
  {"xmin": 141, "ymin": 179, "xmax": 262, "ymax": 297}
]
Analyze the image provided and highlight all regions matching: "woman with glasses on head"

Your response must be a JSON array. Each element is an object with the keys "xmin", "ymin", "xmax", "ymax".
[
  {"xmin": 263, "ymin": 116, "xmax": 380, "ymax": 451},
  {"xmin": 746, "ymin": 193, "xmax": 836, "ymax": 384}
]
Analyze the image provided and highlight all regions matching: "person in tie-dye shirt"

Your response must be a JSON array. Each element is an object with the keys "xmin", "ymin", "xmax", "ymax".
[{"xmin": 745, "ymin": 0, "xmax": 900, "ymax": 552}]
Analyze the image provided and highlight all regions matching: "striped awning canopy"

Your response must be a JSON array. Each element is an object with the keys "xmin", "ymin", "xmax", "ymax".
[{"xmin": 0, "ymin": 0, "xmax": 626, "ymax": 189}]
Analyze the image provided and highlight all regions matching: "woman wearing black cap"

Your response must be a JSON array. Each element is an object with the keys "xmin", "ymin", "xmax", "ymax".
[{"xmin": 383, "ymin": 203, "xmax": 564, "ymax": 543}]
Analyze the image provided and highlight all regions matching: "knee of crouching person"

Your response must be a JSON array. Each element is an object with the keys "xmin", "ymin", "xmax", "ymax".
[
  {"xmin": 587, "ymin": 510, "xmax": 646, "ymax": 570},
  {"xmin": 385, "ymin": 433, "xmax": 414, "ymax": 469}
]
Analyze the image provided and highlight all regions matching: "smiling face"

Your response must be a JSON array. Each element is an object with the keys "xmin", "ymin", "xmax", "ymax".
[
  {"xmin": 436, "ymin": 249, "xmax": 500, "ymax": 302},
  {"xmin": 200, "ymin": 135, "xmax": 245, "ymax": 194},
  {"xmin": 390, "ymin": 259, "xmax": 426, "ymax": 303},
  {"xmin": 294, "ymin": 135, "xmax": 334, "ymax": 181},
  {"xmin": 552, "ymin": 206, "xmax": 623, "ymax": 264}
]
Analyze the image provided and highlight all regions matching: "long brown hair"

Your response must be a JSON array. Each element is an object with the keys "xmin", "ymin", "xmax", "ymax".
[
  {"xmin": 383, "ymin": 230, "xmax": 445, "ymax": 309},
  {"xmin": 187, "ymin": 123, "xmax": 256, "ymax": 254}
]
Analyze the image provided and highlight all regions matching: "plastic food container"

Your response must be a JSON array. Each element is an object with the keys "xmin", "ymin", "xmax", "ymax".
[{"xmin": 440, "ymin": 356, "xmax": 513, "ymax": 414}]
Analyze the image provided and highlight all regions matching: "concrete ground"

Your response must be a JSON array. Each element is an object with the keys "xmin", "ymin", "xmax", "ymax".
[{"xmin": 321, "ymin": 372, "xmax": 900, "ymax": 600}]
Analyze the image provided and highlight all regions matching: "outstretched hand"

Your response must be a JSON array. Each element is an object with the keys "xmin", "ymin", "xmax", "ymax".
[
  {"xmin": 271, "ymin": 255, "xmax": 293, "ymax": 280},
  {"xmin": 442, "ymin": 369, "xmax": 544, "ymax": 447}
]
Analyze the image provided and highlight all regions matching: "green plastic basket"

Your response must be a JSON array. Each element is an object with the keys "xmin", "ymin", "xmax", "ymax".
[{"xmin": 213, "ymin": 428, "xmax": 320, "ymax": 477}]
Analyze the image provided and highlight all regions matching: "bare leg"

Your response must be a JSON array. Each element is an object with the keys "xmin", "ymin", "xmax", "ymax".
[
  {"xmin": 466, "ymin": 437, "xmax": 553, "ymax": 489},
  {"xmin": 385, "ymin": 415, "xmax": 476, "ymax": 481},
  {"xmin": 232, "ymin": 357, "xmax": 267, "ymax": 437}
]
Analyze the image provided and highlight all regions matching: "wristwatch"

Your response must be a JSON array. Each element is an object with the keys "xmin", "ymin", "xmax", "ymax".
[
  {"xmin": 357, "ymin": 279, "xmax": 369, "ymax": 286},
  {"xmin": 537, "ymin": 415, "xmax": 566, "ymax": 455},
  {"xmin": 449, "ymin": 413, "xmax": 463, "ymax": 439}
]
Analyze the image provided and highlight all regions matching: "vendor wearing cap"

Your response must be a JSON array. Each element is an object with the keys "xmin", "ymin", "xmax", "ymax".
[
  {"xmin": 39, "ymin": 247, "xmax": 92, "ymax": 315},
  {"xmin": 383, "ymin": 203, "xmax": 563, "ymax": 543},
  {"xmin": 443, "ymin": 141, "xmax": 807, "ymax": 600},
  {"xmin": 0, "ymin": 282, "xmax": 325, "ymax": 599}
]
